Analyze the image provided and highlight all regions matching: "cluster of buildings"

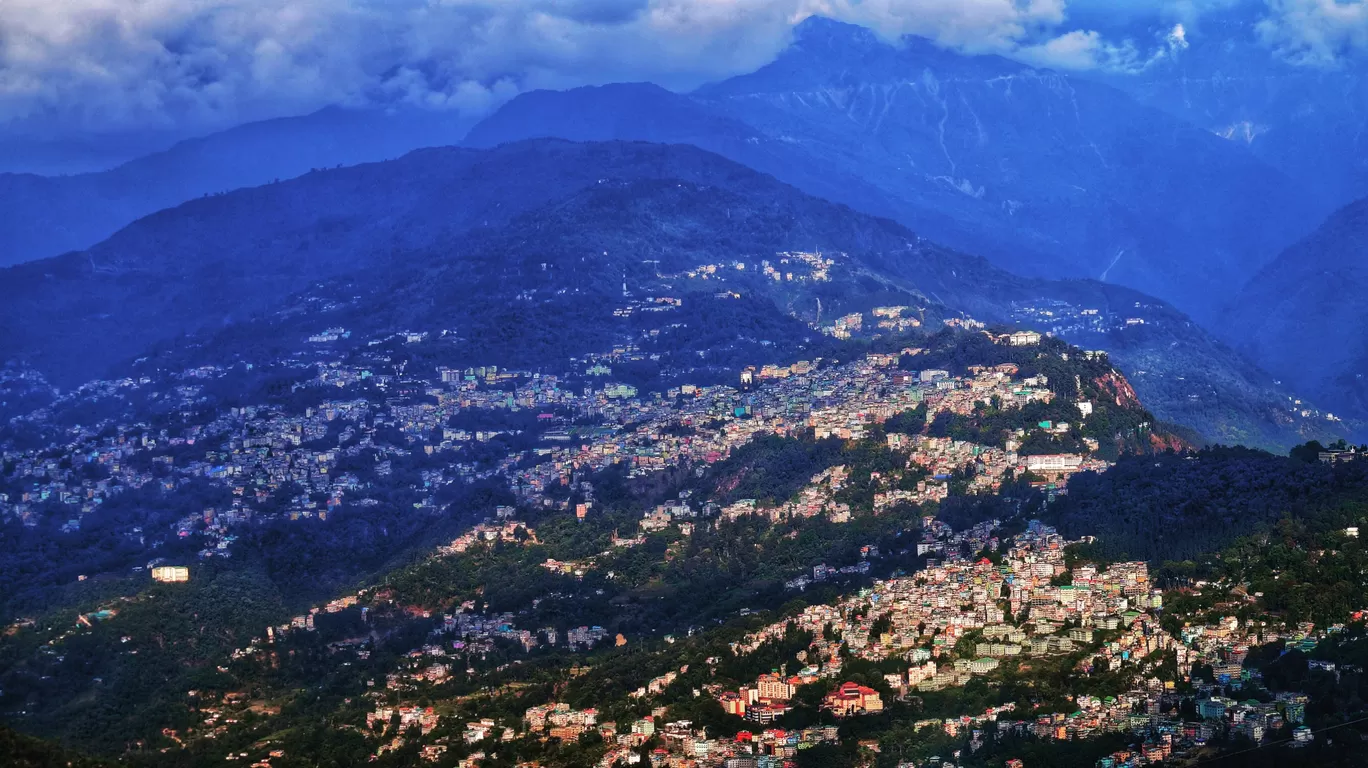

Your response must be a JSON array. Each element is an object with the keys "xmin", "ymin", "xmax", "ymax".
[
  {"xmin": 751, "ymin": 464, "xmax": 853, "ymax": 523},
  {"xmin": 438, "ymin": 520, "xmax": 538, "ymax": 555},
  {"xmin": 523, "ymin": 702, "xmax": 601, "ymax": 742},
  {"xmin": 712, "ymin": 522, "xmax": 1108, "ymax": 718},
  {"xmin": 213, "ymin": 503, "xmax": 1355, "ymax": 768},
  {"xmin": 871, "ymin": 305, "xmax": 924, "ymax": 334},
  {"xmin": 0, "ymin": 353, "xmax": 600, "ymax": 550},
  {"xmin": 729, "ymin": 522, "xmax": 1161, "ymax": 700},
  {"xmin": 507, "ymin": 351, "xmax": 928, "ymax": 500},
  {"xmin": 3, "ymin": 310, "xmax": 1126, "ymax": 604},
  {"xmin": 716, "ymin": 669, "xmax": 811, "ymax": 723},
  {"xmin": 1008, "ymin": 300, "xmax": 1136, "ymax": 339},
  {"xmin": 589, "ymin": 715, "xmax": 842, "ymax": 768},
  {"xmin": 366, "ymin": 704, "xmax": 441, "ymax": 735},
  {"xmin": 713, "ymin": 516, "xmax": 1356, "ymax": 765},
  {"xmin": 513, "ymin": 354, "xmax": 1111, "ymax": 532},
  {"xmin": 675, "ymin": 251, "xmax": 833, "ymax": 287}
]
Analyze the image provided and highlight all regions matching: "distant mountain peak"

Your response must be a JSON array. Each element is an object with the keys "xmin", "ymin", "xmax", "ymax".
[
  {"xmin": 464, "ymin": 82, "xmax": 762, "ymax": 149},
  {"xmin": 791, "ymin": 15, "xmax": 886, "ymax": 51},
  {"xmin": 533, "ymin": 81, "xmax": 674, "ymax": 99},
  {"xmin": 791, "ymin": 15, "xmax": 987, "ymax": 68},
  {"xmin": 706, "ymin": 16, "xmax": 1026, "ymax": 96}
]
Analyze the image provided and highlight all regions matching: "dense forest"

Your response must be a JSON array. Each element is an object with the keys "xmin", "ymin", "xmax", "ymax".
[
  {"xmin": 1044, "ymin": 447, "xmax": 1368, "ymax": 563},
  {"xmin": 1, "ymin": 724, "xmax": 111, "ymax": 768}
]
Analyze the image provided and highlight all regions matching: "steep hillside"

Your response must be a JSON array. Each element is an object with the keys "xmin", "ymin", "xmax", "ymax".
[
  {"xmin": 1225, "ymin": 197, "xmax": 1368, "ymax": 426},
  {"xmin": 0, "ymin": 141, "xmax": 766, "ymax": 387},
  {"xmin": 0, "ymin": 138, "xmax": 1331, "ymax": 449},
  {"xmin": 468, "ymin": 17, "xmax": 1318, "ymax": 323},
  {"xmin": 0, "ymin": 106, "xmax": 474, "ymax": 267}
]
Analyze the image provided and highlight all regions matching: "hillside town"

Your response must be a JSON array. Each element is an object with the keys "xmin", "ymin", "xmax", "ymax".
[
  {"xmin": 2, "ymin": 319, "xmax": 1358, "ymax": 768},
  {"xmin": 0, "ymin": 334, "xmax": 1113, "ymax": 565},
  {"xmin": 155, "ymin": 509, "xmax": 1351, "ymax": 768}
]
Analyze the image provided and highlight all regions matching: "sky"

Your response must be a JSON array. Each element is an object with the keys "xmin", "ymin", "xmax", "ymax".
[{"xmin": 0, "ymin": 0, "xmax": 1365, "ymax": 140}]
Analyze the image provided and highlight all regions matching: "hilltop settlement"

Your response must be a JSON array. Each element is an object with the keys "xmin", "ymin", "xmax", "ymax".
[{"xmin": 2, "ymin": 274, "xmax": 1367, "ymax": 768}]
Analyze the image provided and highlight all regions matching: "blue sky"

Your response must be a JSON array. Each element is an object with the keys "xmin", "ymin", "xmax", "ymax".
[{"xmin": 0, "ymin": 0, "xmax": 1363, "ymax": 138}]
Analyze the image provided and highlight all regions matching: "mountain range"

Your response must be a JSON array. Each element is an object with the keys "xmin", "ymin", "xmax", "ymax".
[
  {"xmin": 0, "ymin": 16, "xmax": 1334, "ymax": 331},
  {"xmin": 0, "ymin": 138, "xmax": 1339, "ymax": 450},
  {"xmin": 467, "ymin": 17, "xmax": 1321, "ymax": 324},
  {"xmin": 0, "ymin": 107, "xmax": 474, "ymax": 268},
  {"xmin": 0, "ymin": 15, "xmax": 1358, "ymax": 449}
]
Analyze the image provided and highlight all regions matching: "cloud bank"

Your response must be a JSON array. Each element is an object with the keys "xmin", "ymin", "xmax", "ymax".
[
  {"xmin": 1258, "ymin": 0, "xmax": 1368, "ymax": 65},
  {"xmin": 0, "ymin": 0, "xmax": 1364, "ymax": 137},
  {"xmin": 0, "ymin": 0, "xmax": 1085, "ymax": 135}
]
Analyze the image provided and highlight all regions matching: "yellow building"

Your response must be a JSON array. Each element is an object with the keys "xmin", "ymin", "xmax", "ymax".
[{"xmin": 151, "ymin": 566, "xmax": 190, "ymax": 583}]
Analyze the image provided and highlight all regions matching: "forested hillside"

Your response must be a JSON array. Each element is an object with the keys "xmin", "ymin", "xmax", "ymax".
[{"xmin": 1046, "ymin": 447, "xmax": 1368, "ymax": 564}]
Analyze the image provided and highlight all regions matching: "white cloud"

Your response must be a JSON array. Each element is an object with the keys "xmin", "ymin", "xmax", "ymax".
[
  {"xmin": 1014, "ymin": 21, "xmax": 1190, "ymax": 72},
  {"xmin": 801, "ymin": 0, "xmax": 1068, "ymax": 50},
  {"xmin": 0, "ymin": 0, "xmax": 811, "ymax": 135},
  {"xmin": 0, "ymin": 0, "xmax": 1234, "ymax": 136},
  {"xmin": 1257, "ymin": 0, "xmax": 1368, "ymax": 66},
  {"xmin": 1167, "ymin": 21, "xmax": 1190, "ymax": 49},
  {"xmin": 1016, "ymin": 29, "xmax": 1144, "ymax": 70}
]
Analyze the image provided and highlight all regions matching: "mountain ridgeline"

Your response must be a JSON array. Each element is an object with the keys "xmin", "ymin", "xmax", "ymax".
[
  {"xmin": 0, "ymin": 107, "xmax": 475, "ymax": 267},
  {"xmin": 0, "ymin": 15, "xmax": 1329, "ymax": 335},
  {"xmin": 0, "ymin": 138, "xmax": 1338, "ymax": 449},
  {"xmin": 467, "ymin": 17, "xmax": 1320, "ymax": 324},
  {"xmin": 0, "ymin": 141, "xmax": 755, "ymax": 385},
  {"xmin": 0, "ymin": 16, "xmax": 1348, "ymax": 450}
]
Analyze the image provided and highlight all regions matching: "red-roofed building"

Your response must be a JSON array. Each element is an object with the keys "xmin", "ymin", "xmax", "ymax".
[{"xmin": 824, "ymin": 682, "xmax": 884, "ymax": 716}]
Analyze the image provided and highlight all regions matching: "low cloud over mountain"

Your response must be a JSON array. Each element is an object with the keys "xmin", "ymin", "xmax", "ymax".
[{"xmin": 3, "ymin": 0, "xmax": 1361, "ymax": 139}]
